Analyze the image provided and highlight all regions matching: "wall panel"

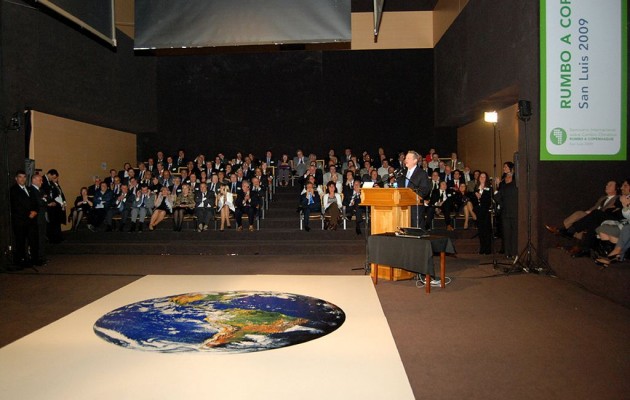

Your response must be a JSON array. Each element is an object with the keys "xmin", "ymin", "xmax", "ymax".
[{"xmin": 30, "ymin": 111, "xmax": 137, "ymax": 230}]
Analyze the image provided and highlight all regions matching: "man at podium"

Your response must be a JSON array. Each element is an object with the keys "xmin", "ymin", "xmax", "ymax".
[{"xmin": 396, "ymin": 151, "xmax": 431, "ymax": 229}]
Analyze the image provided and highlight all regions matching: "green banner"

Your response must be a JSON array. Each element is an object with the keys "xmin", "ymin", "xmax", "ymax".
[{"xmin": 541, "ymin": 0, "xmax": 627, "ymax": 160}]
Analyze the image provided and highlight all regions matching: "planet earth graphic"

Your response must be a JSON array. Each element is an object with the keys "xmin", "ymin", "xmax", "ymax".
[{"xmin": 93, "ymin": 291, "xmax": 346, "ymax": 353}]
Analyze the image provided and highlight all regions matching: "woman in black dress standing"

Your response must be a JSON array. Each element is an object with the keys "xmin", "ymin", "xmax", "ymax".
[{"xmin": 474, "ymin": 172, "xmax": 493, "ymax": 254}]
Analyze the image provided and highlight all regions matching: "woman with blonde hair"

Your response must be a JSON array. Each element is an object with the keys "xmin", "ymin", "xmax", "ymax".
[
  {"xmin": 172, "ymin": 184, "xmax": 195, "ymax": 231},
  {"xmin": 217, "ymin": 183, "xmax": 235, "ymax": 231}
]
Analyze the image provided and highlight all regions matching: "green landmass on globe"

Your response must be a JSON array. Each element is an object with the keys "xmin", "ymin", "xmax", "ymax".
[{"xmin": 170, "ymin": 293, "xmax": 310, "ymax": 348}]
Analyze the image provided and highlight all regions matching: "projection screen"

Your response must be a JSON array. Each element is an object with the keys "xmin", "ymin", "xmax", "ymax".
[
  {"xmin": 36, "ymin": 0, "xmax": 116, "ymax": 46},
  {"xmin": 134, "ymin": 0, "xmax": 352, "ymax": 50}
]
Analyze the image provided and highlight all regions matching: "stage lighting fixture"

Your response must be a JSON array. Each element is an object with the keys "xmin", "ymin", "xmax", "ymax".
[{"xmin": 484, "ymin": 111, "xmax": 498, "ymax": 124}]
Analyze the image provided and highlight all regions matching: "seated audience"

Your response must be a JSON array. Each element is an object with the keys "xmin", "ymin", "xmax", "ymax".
[
  {"xmin": 426, "ymin": 181, "xmax": 455, "ymax": 231},
  {"xmin": 343, "ymin": 180, "xmax": 364, "ymax": 235},
  {"xmin": 377, "ymin": 160, "xmax": 390, "ymax": 180},
  {"xmin": 367, "ymin": 169, "xmax": 383, "ymax": 188},
  {"xmin": 452, "ymin": 183, "xmax": 476, "ymax": 229},
  {"xmin": 449, "ymin": 152, "xmax": 465, "ymax": 170},
  {"xmin": 171, "ymin": 176, "xmax": 183, "ymax": 196},
  {"xmin": 103, "ymin": 169, "xmax": 117, "ymax": 186},
  {"xmin": 466, "ymin": 169, "xmax": 481, "ymax": 193},
  {"xmin": 194, "ymin": 182, "xmax": 216, "ymax": 232},
  {"xmin": 87, "ymin": 176, "xmax": 101, "ymax": 199},
  {"xmin": 148, "ymin": 176, "xmax": 162, "ymax": 194},
  {"xmin": 300, "ymin": 181, "xmax": 321, "ymax": 232},
  {"xmin": 149, "ymin": 186, "xmax": 173, "ymax": 231},
  {"xmin": 130, "ymin": 184, "xmax": 155, "ymax": 232},
  {"xmin": 87, "ymin": 182, "xmax": 113, "ymax": 231},
  {"xmin": 217, "ymin": 184, "xmax": 235, "ymax": 231},
  {"xmin": 277, "ymin": 154, "xmax": 292, "ymax": 186},
  {"xmin": 294, "ymin": 149, "xmax": 308, "ymax": 178},
  {"xmin": 263, "ymin": 150, "xmax": 275, "ymax": 168},
  {"xmin": 323, "ymin": 181, "xmax": 342, "ymax": 230},
  {"xmin": 70, "ymin": 187, "xmax": 93, "ymax": 232},
  {"xmin": 207, "ymin": 173, "xmax": 220, "ymax": 194},
  {"xmin": 235, "ymin": 181, "xmax": 258, "ymax": 232},
  {"xmin": 322, "ymin": 165, "xmax": 340, "ymax": 185},
  {"xmin": 428, "ymin": 153, "xmax": 440, "ymax": 171},
  {"xmin": 545, "ymin": 180, "xmax": 619, "ymax": 240},
  {"xmin": 172, "ymin": 184, "xmax": 195, "ymax": 232},
  {"xmin": 105, "ymin": 184, "xmax": 133, "ymax": 232}
]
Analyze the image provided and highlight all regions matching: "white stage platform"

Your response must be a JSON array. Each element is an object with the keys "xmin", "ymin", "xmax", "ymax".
[{"xmin": 0, "ymin": 275, "xmax": 414, "ymax": 399}]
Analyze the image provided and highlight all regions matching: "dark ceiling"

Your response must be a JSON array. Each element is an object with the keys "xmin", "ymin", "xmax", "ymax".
[{"xmin": 351, "ymin": 0, "xmax": 439, "ymax": 12}]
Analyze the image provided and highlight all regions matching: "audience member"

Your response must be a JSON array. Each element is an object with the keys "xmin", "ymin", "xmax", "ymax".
[
  {"xmin": 235, "ymin": 181, "xmax": 258, "ymax": 231},
  {"xmin": 323, "ymin": 181, "xmax": 342, "ymax": 230},
  {"xmin": 343, "ymin": 180, "xmax": 364, "ymax": 235},
  {"xmin": 453, "ymin": 183, "xmax": 476, "ymax": 229},
  {"xmin": 449, "ymin": 152, "xmax": 464, "ymax": 170},
  {"xmin": 277, "ymin": 154, "xmax": 292, "ymax": 186},
  {"xmin": 474, "ymin": 172, "xmax": 493, "ymax": 254},
  {"xmin": 105, "ymin": 184, "xmax": 133, "ymax": 232},
  {"xmin": 545, "ymin": 180, "xmax": 619, "ymax": 240},
  {"xmin": 172, "ymin": 184, "xmax": 195, "ymax": 232},
  {"xmin": 130, "ymin": 184, "xmax": 155, "ymax": 232},
  {"xmin": 217, "ymin": 184, "xmax": 235, "ymax": 232},
  {"xmin": 87, "ymin": 176, "xmax": 101, "ymax": 198},
  {"xmin": 149, "ymin": 186, "xmax": 173, "ymax": 231},
  {"xmin": 88, "ymin": 182, "xmax": 113, "ymax": 231},
  {"xmin": 70, "ymin": 187, "xmax": 93, "ymax": 232},
  {"xmin": 194, "ymin": 182, "xmax": 215, "ymax": 232},
  {"xmin": 300, "ymin": 181, "xmax": 321, "ymax": 232},
  {"xmin": 426, "ymin": 181, "xmax": 455, "ymax": 231}
]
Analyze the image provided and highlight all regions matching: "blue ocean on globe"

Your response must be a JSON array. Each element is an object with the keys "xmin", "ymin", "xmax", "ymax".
[{"xmin": 94, "ymin": 291, "xmax": 346, "ymax": 353}]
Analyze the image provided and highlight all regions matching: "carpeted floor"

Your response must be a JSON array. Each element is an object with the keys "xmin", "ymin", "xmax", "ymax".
[{"xmin": 1, "ymin": 253, "xmax": 629, "ymax": 399}]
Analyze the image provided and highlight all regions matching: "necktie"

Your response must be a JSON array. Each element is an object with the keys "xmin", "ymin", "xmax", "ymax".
[
  {"xmin": 22, "ymin": 186, "xmax": 29, "ymax": 196},
  {"xmin": 140, "ymin": 195, "xmax": 145, "ymax": 208},
  {"xmin": 232, "ymin": 183, "xmax": 236, "ymax": 192}
]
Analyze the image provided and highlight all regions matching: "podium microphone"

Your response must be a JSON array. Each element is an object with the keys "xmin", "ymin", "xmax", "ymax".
[{"xmin": 393, "ymin": 168, "xmax": 406, "ymax": 178}]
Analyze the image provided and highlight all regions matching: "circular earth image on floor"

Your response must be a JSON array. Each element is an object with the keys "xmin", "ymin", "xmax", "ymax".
[{"xmin": 93, "ymin": 291, "xmax": 346, "ymax": 353}]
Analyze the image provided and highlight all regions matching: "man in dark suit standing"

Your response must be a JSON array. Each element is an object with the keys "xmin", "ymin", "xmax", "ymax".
[
  {"xmin": 30, "ymin": 174, "xmax": 49, "ymax": 265},
  {"xmin": 42, "ymin": 169, "xmax": 66, "ymax": 243},
  {"xmin": 396, "ymin": 151, "xmax": 430, "ymax": 228},
  {"xmin": 10, "ymin": 170, "xmax": 39, "ymax": 270}
]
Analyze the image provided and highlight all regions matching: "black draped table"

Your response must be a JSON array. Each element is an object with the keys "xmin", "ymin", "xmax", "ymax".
[{"xmin": 367, "ymin": 233, "xmax": 456, "ymax": 293}]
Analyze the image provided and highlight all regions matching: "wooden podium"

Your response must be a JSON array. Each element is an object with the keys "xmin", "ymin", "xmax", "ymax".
[{"xmin": 361, "ymin": 188, "xmax": 422, "ymax": 282}]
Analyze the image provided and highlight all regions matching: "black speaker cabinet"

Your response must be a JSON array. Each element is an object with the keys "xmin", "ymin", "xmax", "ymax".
[{"xmin": 518, "ymin": 100, "xmax": 532, "ymax": 120}]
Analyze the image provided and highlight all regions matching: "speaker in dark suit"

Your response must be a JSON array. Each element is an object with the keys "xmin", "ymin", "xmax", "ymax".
[{"xmin": 396, "ymin": 152, "xmax": 431, "ymax": 228}]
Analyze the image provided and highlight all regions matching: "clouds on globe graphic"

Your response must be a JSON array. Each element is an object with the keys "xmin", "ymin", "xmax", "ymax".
[{"xmin": 93, "ymin": 291, "xmax": 346, "ymax": 353}]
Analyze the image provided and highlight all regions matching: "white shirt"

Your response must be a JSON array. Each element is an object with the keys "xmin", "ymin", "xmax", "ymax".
[{"xmin": 405, "ymin": 166, "xmax": 417, "ymax": 187}]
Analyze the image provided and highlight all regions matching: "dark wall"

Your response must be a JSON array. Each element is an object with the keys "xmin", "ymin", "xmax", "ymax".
[
  {"xmin": 147, "ymin": 49, "xmax": 452, "ymax": 160},
  {"xmin": 0, "ymin": 0, "xmax": 157, "ymax": 267},
  {"xmin": 435, "ymin": 0, "xmax": 629, "ymax": 255}
]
